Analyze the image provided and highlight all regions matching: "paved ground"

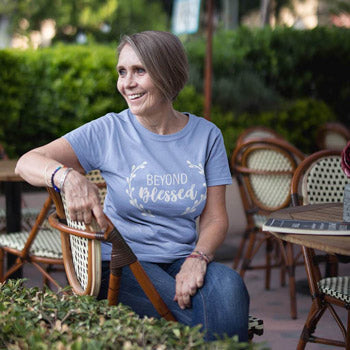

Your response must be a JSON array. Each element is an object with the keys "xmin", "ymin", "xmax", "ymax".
[{"xmin": 1, "ymin": 189, "xmax": 349, "ymax": 349}]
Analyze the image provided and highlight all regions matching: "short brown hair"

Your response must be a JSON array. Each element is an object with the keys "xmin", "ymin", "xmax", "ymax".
[{"xmin": 117, "ymin": 31, "xmax": 188, "ymax": 101}]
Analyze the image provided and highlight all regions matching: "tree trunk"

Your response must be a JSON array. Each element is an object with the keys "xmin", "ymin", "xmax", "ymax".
[
  {"xmin": 0, "ymin": 15, "xmax": 11, "ymax": 48},
  {"xmin": 222, "ymin": 0, "xmax": 239, "ymax": 30},
  {"xmin": 260, "ymin": 0, "xmax": 271, "ymax": 26}
]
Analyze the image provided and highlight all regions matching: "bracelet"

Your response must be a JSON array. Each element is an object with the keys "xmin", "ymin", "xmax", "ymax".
[
  {"xmin": 187, "ymin": 253, "xmax": 210, "ymax": 264},
  {"xmin": 59, "ymin": 167, "xmax": 73, "ymax": 192},
  {"xmin": 51, "ymin": 165, "xmax": 64, "ymax": 192},
  {"xmin": 193, "ymin": 250, "xmax": 212, "ymax": 263}
]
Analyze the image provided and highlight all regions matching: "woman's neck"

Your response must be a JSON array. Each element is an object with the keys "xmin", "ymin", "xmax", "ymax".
[{"xmin": 135, "ymin": 105, "xmax": 188, "ymax": 135}]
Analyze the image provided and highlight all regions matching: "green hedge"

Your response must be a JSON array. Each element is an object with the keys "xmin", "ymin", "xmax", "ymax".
[
  {"xmin": 212, "ymin": 98, "xmax": 336, "ymax": 156},
  {"xmin": 0, "ymin": 45, "xmax": 123, "ymax": 157},
  {"xmin": 0, "ymin": 279, "xmax": 269, "ymax": 349},
  {"xmin": 186, "ymin": 26, "xmax": 350, "ymax": 123},
  {"xmin": 1, "ymin": 27, "xmax": 345, "ymax": 157}
]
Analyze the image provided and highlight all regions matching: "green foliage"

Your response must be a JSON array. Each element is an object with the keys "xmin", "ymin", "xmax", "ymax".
[
  {"xmin": 212, "ymin": 98, "xmax": 336, "ymax": 156},
  {"xmin": 4, "ymin": 0, "xmax": 168, "ymax": 45},
  {"xmin": 185, "ymin": 26, "xmax": 350, "ymax": 124},
  {"xmin": 0, "ymin": 279, "xmax": 268, "ymax": 349},
  {"xmin": 0, "ymin": 44, "xmax": 125, "ymax": 157},
  {"xmin": 0, "ymin": 44, "xmax": 204, "ymax": 158}
]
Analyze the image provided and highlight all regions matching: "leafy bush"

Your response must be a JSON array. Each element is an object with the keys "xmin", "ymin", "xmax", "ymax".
[
  {"xmin": 185, "ymin": 26, "xmax": 350, "ymax": 124},
  {"xmin": 0, "ymin": 279, "xmax": 269, "ymax": 349},
  {"xmin": 0, "ymin": 45, "xmax": 204, "ymax": 158},
  {"xmin": 212, "ymin": 98, "xmax": 336, "ymax": 156}
]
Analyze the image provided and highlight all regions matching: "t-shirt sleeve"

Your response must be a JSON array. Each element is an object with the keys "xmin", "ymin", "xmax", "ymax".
[
  {"xmin": 63, "ymin": 117, "xmax": 108, "ymax": 173},
  {"xmin": 205, "ymin": 128, "xmax": 232, "ymax": 187}
]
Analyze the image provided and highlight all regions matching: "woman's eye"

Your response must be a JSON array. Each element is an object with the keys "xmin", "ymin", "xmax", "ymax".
[
  {"xmin": 137, "ymin": 68, "xmax": 145, "ymax": 74},
  {"xmin": 118, "ymin": 69, "xmax": 126, "ymax": 76}
]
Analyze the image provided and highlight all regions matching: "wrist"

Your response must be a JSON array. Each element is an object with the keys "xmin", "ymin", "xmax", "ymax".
[
  {"xmin": 192, "ymin": 250, "xmax": 213, "ymax": 263},
  {"xmin": 186, "ymin": 250, "xmax": 213, "ymax": 264}
]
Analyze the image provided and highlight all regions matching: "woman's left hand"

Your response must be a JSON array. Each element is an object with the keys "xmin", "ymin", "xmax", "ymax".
[{"xmin": 174, "ymin": 257, "xmax": 207, "ymax": 309}]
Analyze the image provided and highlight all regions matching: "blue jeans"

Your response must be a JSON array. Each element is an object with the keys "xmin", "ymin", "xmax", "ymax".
[{"xmin": 98, "ymin": 259, "xmax": 250, "ymax": 342}]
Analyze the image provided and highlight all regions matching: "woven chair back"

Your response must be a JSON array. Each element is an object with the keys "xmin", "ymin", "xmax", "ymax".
[
  {"xmin": 232, "ymin": 138, "xmax": 304, "ymax": 217},
  {"xmin": 48, "ymin": 170, "xmax": 108, "ymax": 296},
  {"xmin": 236, "ymin": 126, "xmax": 284, "ymax": 147},
  {"xmin": 316, "ymin": 122, "xmax": 350, "ymax": 151},
  {"xmin": 292, "ymin": 150, "xmax": 350, "ymax": 206}
]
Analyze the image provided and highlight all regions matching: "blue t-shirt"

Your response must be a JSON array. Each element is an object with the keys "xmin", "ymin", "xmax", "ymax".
[{"xmin": 64, "ymin": 109, "xmax": 232, "ymax": 262}]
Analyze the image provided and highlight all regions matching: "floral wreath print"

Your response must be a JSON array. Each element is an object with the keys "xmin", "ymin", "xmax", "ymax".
[
  {"xmin": 181, "ymin": 161, "xmax": 207, "ymax": 215},
  {"xmin": 125, "ymin": 161, "xmax": 207, "ymax": 217},
  {"xmin": 126, "ymin": 161, "xmax": 154, "ymax": 217}
]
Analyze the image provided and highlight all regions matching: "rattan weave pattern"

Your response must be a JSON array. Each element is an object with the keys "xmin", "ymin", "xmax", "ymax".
[
  {"xmin": 247, "ymin": 149, "xmax": 293, "ymax": 208},
  {"xmin": 324, "ymin": 132, "xmax": 348, "ymax": 151},
  {"xmin": 303, "ymin": 156, "xmax": 350, "ymax": 205},
  {"xmin": 318, "ymin": 277, "xmax": 350, "ymax": 303},
  {"xmin": 0, "ymin": 229, "xmax": 62, "ymax": 258},
  {"xmin": 61, "ymin": 193, "xmax": 101, "ymax": 292}
]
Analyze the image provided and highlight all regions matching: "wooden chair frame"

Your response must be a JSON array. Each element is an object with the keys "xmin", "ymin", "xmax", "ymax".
[
  {"xmin": 0, "ymin": 195, "xmax": 63, "ymax": 289},
  {"xmin": 235, "ymin": 126, "xmax": 285, "ymax": 148},
  {"xmin": 47, "ymin": 187, "xmax": 176, "ymax": 321},
  {"xmin": 231, "ymin": 137, "xmax": 305, "ymax": 319},
  {"xmin": 291, "ymin": 149, "xmax": 350, "ymax": 349}
]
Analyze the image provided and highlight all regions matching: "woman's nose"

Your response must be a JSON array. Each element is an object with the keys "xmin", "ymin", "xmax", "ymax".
[{"xmin": 125, "ymin": 73, "xmax": 136, "ymax": 87}]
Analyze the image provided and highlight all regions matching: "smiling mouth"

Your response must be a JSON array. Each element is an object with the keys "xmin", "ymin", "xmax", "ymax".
[{"xmin": 129, "ymin": 93, "xmax": 145, "ymax": 100}]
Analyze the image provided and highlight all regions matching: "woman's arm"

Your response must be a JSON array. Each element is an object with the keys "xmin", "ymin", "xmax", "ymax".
[
  {"xmin": 174, "ymin": 185, "xmax": 228, "ymax": 309},
  {"xmin": 15, "ymin": 137, "xmax": 107, "ymax": 230}
]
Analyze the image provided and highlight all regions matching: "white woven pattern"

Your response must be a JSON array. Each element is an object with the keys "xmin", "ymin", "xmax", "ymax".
[
  {"xmin": 61, "ymin": 192, "xmax": 101, "ymax": 293},
  {"xmin": 324, "ymin": 132, "xmax": 348, "ymax": 151},
  {"xmin": 318, "ymin": 277, "xmax": 350, "ymax": 303},
  {"xmin": 242, "ymin": 131, "xmax": 277, "ymax": 142},
  {"xmin": 0, "ymin": 207, "xmax": 41, "ymax": 229},
  {"xmin": 247, "ymin": 149, "xmax": 293, "ymax": 209},
  {"xmin": 62, "ymin": 194, "xmax": 90, "ymax": 290},
  {"xmin": 248, "ymin": 315, "xmax": 264, "ymax": 333},
  {"xmin": 303, "ymin": 156, "xmax": 350, "ymax": 204},
  {"xmin": 0, "ymin": 229, "xmax": 62, "ymax": 258}
]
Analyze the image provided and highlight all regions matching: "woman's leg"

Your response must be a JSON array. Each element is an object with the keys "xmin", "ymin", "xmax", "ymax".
[
  {"xmin": 98, "ymin": 260, "xmax": 192, "ymax": 324},
  {"xmin": 165, "ymin": 260, "xmax": 250, "ymax": 341},
  {"xmin": 98, "ymin": 260, "xmax": 249, "ymax": 342}
]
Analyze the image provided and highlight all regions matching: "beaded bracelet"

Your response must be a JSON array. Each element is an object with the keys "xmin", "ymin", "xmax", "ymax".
[
  {"xmin": 193, "ymin": 250, "xmax": 212, "ymax": 263},
  {"xmin": 51, "ymin": 165, "xmax": 63, "ymax": 192},
  {"xmin": 187, "ymin": 253, "xmax": 210, "ymax": 264},
  {"xmin": 59, "ymin": 167, "xmax": 73, "ymax": 192}
]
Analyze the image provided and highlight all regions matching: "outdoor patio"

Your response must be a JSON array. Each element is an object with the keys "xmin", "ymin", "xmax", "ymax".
[{"xmin": 1, "ymin": 184, "xmax": 348, "ymax": 350}]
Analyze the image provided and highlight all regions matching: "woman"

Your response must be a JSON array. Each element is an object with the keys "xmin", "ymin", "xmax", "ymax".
[{"xmin": 16, "ymin": 31, "xmax": 249, "ymax": 341}]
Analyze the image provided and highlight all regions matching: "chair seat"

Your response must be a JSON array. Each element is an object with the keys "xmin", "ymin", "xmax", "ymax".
[
  {"xmin": 0, "ymin": 207, "xmax": 41, "ymax": 226},
  {"xmin": 248, "ymin": 315, "xmax": 264, "ymax": 335},
  {"xmin": 318, "ymin": 277, "xmax": 350, "ymax": 303},
  {"xmin": 0, "ymin": 229, "xmax": 62, "ymax": 259}
]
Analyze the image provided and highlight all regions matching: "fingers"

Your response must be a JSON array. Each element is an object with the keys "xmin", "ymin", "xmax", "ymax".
[
  {"xmin": 63, "ymin": 171, "xmax": 105, "ymax": 228},
  {"xmin": 174, "ymin": 258, "xmax": 207, "ymax": 309}
]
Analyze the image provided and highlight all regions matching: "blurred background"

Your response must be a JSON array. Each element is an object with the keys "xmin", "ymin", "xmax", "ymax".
[{"xmin": 0, "ymin": 0, "xmax": 349, "ymax": 158}]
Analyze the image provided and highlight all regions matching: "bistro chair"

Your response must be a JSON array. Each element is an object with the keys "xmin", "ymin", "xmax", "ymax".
[
  {"xmin": 0, "ymin": 195, "xmax": 63, "ymax": 289},
  {"xmin": 316, "ymin": 122, "xmax": 350, "ymax": 151},
  {"xmin": 47, "ymin": 172, "xmax": 264, "ymax": 340},
  {"xmin": 235, "ymin": 126, "xmax": 285, "ymax": 148},
  {"xmin": 0, "ymin": 144, "xmax": 40, "ymax": 232},
  {"xmin": 231, "ymin": 137, "xmax": 305, "ymax": 319},
  {"xmin": 291, "ymin": 149, "xmax": 350, "ymax": 349}
]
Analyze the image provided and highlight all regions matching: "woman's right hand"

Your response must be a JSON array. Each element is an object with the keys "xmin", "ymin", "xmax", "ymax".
[{"xmin": 62, "ymin": 170, "xmax": 108, "ymax": 231}]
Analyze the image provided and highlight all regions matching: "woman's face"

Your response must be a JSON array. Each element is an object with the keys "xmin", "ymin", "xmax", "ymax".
[{"xmin": 117, "ymin": 44, "xmax": 166, "ymax": 118}]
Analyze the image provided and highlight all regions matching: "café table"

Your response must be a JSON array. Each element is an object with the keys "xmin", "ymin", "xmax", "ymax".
[
  {"xmin": 263, "ymin": 202, "xmax": 350, "ymax": 349},
  {"xmin": 0, "ymin": 159, "xmax": 23, "ymax": 277}
]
